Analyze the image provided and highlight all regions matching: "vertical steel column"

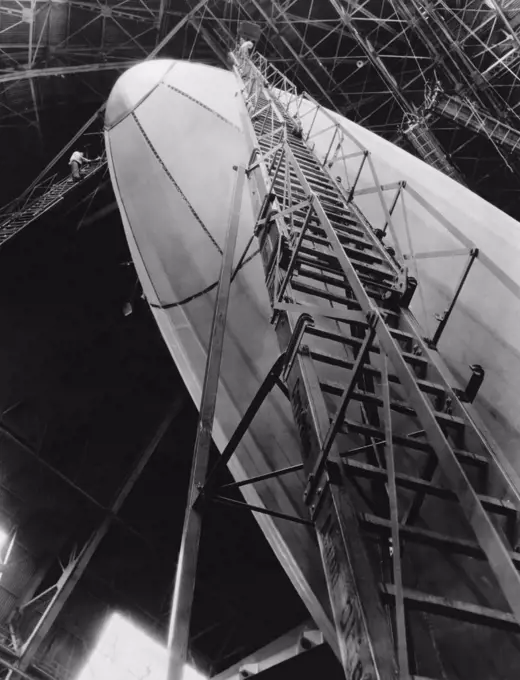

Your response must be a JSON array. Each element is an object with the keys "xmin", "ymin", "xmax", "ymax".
[
  {"xmin": 382, "ymin": 182, "xmax": 404, "ymax": 236},
  {"xmin": 166, "ymin": 166, "xmax": 246, "ymax": 680},
  {"xmin": 381, "ymin": 354, "xmax": 409, "ymax": 678}
]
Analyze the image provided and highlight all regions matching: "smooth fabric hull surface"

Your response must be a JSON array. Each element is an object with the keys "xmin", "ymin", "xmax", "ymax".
[
  {"xmin": 104, "ymin": 59, "xmax": 336, "ymax": 647},
  {"xmin": 105, "ymin": 60, "xmax": 520, "ymax": 662}
]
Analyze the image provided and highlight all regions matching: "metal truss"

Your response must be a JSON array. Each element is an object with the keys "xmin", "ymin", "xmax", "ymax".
[
  {"xmin": 431, "ymin": 88, "xmax": 520, "ymax": 156},
  {"xmin": 177, "ymin": 1, "xmax": 520, "ymax": 216},
  {"xmin": 195, "ymin": 0, "xmax": 520, "ymax": 216},
  {"xmin": 326, "ymin": 0, "xmax": 465, "ymax": 179},
  {"xmin": 2, "ymin": 0, "xmax": 520, "ymax": 211},
  {"xmin": 0, "ymin": 61, "xmax": 139, "ymax": 83},
  {"xmin": 0, "ymin": 0, "xmax": 221, "ymax": 134}
]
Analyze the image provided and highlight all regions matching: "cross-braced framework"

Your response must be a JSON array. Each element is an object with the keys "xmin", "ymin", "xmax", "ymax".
[
  {"xmin": 3, "ymin": 1, "xmax": 520, "ymax": 216},
  {"xmin": 203, "ymin": 0, "xmax": 520, "ymax": 216}
]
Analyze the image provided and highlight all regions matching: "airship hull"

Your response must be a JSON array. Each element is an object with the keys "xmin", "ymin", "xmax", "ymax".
[
  {"xmin": 105, "ymin": 59, "xmax": 337, "ymax": 647},
  {"xmin": 105, "ymin": 58, "xmax": 520, "ymax": 658}
]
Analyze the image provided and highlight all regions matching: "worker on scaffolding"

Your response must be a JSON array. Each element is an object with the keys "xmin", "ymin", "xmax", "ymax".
[
  {"xmin": 238, "ymin": 37, "xmax": 254, "ymax": 59},
  {"xmin": 238, "ymin": 37, "xmax": 255, "ymax": 78},
  {"xmin": 291, "ymin": 114, "xmax": 304, "ymax": 139},
  {"xmin": 69, "ymin": 149, "xmax": 93, "ymax": 182}
]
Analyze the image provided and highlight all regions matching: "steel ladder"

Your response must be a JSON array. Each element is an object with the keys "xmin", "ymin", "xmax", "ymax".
[
  {"xmin": 0, "ymin": 160, "xmax": 105, "ymax": 247},
  {"xmin": 236, "ymin": 55, "xmax": 520, "ymax": 680}
]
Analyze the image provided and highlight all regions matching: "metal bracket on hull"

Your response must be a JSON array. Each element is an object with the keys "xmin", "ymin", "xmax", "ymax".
[
  {"xmin": 427, "ymin": 247, "xmax": 479, "ymax": 348},
  {"xmin": 202, "ymin": 352, "xmax": 288, "ymax": 495}
]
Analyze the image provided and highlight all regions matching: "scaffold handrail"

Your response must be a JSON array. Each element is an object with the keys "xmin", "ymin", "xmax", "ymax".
[
  {"xmin": 239, "ymin": 50, "xmax": 520, "ymax": 304},
  {"xmin": 234, "ymin": 47, "xmax": 520, "ymax": 494},
  {"xmin": 0, "ymin": 159, "xmax": 106, "ymax": 249}
]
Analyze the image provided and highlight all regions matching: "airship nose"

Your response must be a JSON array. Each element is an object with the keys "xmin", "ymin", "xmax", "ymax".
[{"xmin": 105, "ymin": 59, "xmax": 176, "ymax": 129}]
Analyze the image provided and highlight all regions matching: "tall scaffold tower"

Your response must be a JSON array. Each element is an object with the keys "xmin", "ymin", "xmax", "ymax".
[{"xmin": 168, "ymin": 47, "xmax": 520, "ymax": 680}]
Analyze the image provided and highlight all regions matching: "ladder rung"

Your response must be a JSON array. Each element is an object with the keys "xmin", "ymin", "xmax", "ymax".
[
  {"xmin": 270, "ymin": 176, "xmax": 348, "ymax": 214},
  {"xmin": 307, "ymin": 324, "xmax": 415, "ymax": 352},
  {"xmin": 381, "ymin": 584, "xmax": 520, "ymax": 632},
  {"xmin": 361, "ymin": 514, "xmax": 520, "ymax": 567},
  {"xmin": 291, "ymin": 278, "xmax": 361, "ymax": 309},
  {"xmin": 315, "ymin": 203, "xmax": 353, "ymax": 222},
  {"xmin": 399, "ymin": 349, "xmax": 429, "ymax": 372},
  {"xmin": 262, "ymin": 154, "xmax": 320, "ymax": 178},
  {"xmin": 304, "ymin": 217, "xmax": 369, "ymax": 242},
  {"xmin": 306, "ymin": 325, "xmax": 426, "ymax": 370},
  {"xmin": 298, "ymin": 246, "xmax": 394, "ymax": 281},
  {"xmin": 291, "ymin": 278, "xmax": 397, "ymax": 313},
  {"xmin": 341, "ymin": 419, "xmax": 486, "ymax": 468},
  {"xmin": 293, "ymin": 213, "xmax": 366, "ymax": 240},
  {"xmin": 293, "ymin": 227, "xmax": 375, "ymax": 253},
  {"xmin": 321, "ymin": 381, "xmax": 465, "ymax": 431},
  {"xmin": 297, "ymin": 261, "xmax": 394, "ymax": 295},
  {"xmin": 272, "ymin": 183, "xmax": 348, "ymax": 214},
  {"xmin": 343, "ymin": 243, "xmax": 386, "ymax": 266},
  {"xmin": 261, "ymin": 146, "xmax": 320, "ymax": 174},
  {"xmin": 297, "ymin": 171, "xmax": 335, "ymax": 192},
  {"xmin": 343, "ymin": 459, "xmax": 514, "ymax": 516},
  {"xmin": 292, "ymin": 150, "xmax": 322, "ymax": 165},
  {"xmin": 291, "ymin": 147, "xmax": 322, "ymax": 165},
  {"xmin": 310, "ymin": 349, "xmax": 446, "ymax": 398},
  {"xmin": 271, "ymin": 168, "xmax": 339, "ymax": 198}
]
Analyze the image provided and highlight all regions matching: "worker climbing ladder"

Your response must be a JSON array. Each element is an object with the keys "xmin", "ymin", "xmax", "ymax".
[
  {"xmin": 210, "ymin": 51, "xmax": 520, "ymax": 679},
  {"xmin": 0, "ymin": 158, "xmax": 105, "ymax": 248}
]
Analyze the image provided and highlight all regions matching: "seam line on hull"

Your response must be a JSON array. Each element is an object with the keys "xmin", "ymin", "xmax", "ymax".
[
  {"xmin": 162, "ymin": 82, "xmax": 242, "ymax": 132},
  {"xmin": 150, "ymin": 248, "xmax": 260, "ymax": 309},
  {"xmin": 106, "ymin": 133, "xmax": 167, "ymax": 308},
  {"xmin": 105, "ymin": 61, "xmax": 178, "ymax": 130},
  {"xmin": 131, "ymin": 112, "xmax": 223, "ymax": 255}
]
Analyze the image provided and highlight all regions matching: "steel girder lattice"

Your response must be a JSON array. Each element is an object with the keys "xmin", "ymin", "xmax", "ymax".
[
  {"xmin": 2, "ymin": 1, "xmax": 520, "ymax": 212},
  {"xmin": 187, "ymin": 0, "xmax": 520, "ymax": 217}
]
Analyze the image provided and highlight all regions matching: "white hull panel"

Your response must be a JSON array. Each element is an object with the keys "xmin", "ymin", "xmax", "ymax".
[
  {"xmin": 105, "ymin": 59, "xmax": 520, "ymax": 649},
  {"xmin": 281, "ymin": 93, "xmax": 520, "ymax": 467},
  {"xmin": 105, "ymin": 60, "xmax": 336, "ymax": 647}
]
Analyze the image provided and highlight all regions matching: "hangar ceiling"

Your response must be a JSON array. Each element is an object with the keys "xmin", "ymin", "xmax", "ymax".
[{"xmin": 2, "ymin": 1, "xmax": 520, "ymax": 216}]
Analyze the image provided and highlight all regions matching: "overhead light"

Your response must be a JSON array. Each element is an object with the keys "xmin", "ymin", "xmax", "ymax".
[
  {"xmin": 75, "ymin": 613, "xmax": 207, "ymax": 680},
  {"xmin": 0, "ymin": 529, "xmax": 9, "ymax": 556},
  {"xmin": 0, "ymin": 529, "xmax": 15, "ymax": 581}
]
